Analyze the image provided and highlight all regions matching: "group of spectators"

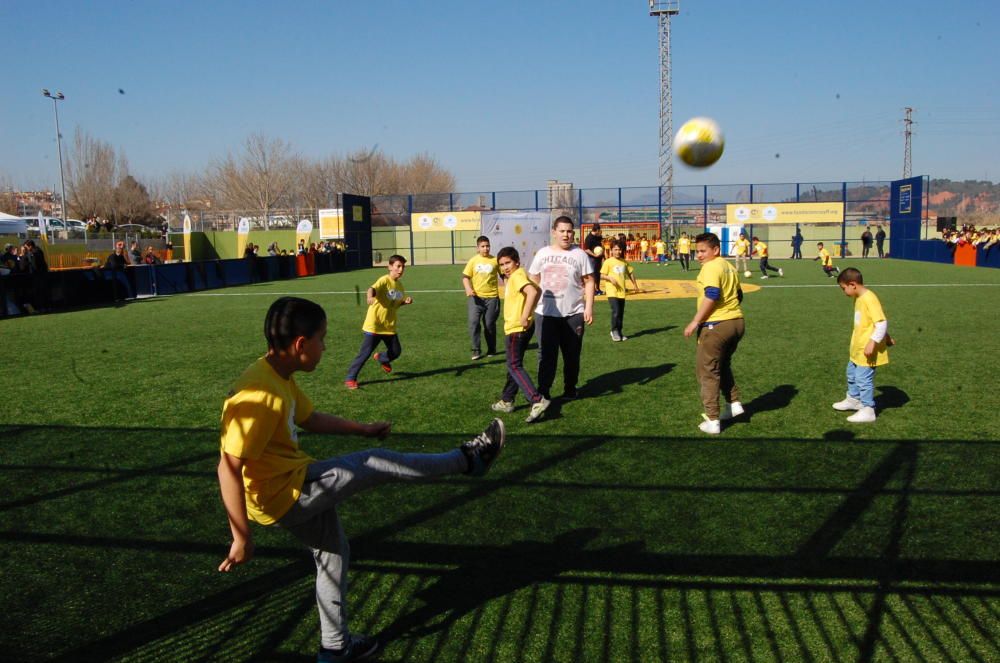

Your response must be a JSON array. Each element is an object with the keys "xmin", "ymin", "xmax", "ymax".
[
  {"xmin": 1, "ymin": 239, "xmax": 49, "ymax": 314},
  {"xmin": 105, "ymin": 240, "xmax": 163, "ymax": 268},
  {"xmin": 242, "ymin": 240, "xmax": 347, "ymax": 259},
  {"xmin": 860, "ymin": 226, "xmax": 888, "ymax": 258},
  {"xmin": 940, "ymin": 224, "xmax": 999, "ymax": 250}
]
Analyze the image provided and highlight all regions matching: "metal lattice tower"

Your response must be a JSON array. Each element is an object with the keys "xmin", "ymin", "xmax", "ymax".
[
  {"xmin": 650, "ymin": 1, "xmax": 680, "ymax": 234},
  {"xmin": 902, "ymin": 107, "xmax": 914, "ymax": 178}
]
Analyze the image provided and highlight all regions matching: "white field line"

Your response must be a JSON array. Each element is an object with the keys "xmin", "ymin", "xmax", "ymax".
[{"xmin": 188, "ymin": 283, "xmax": 1000, "ymax": 296}]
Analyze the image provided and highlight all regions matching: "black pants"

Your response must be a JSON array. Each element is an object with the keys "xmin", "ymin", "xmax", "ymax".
[
  {"xmin": 679, "ymin": 253, "xmax": 691, "ymax": 270},
  {"xmin": 609, "ymin": 297, "xmax": 625, "ymax": 335},
  {"xmin": 759, "ymin": 257, "xmax": 780, "ymax": 275},
  {"xmin": 537, "ymin": 313, "xmax": 585, "ymax": 399}
]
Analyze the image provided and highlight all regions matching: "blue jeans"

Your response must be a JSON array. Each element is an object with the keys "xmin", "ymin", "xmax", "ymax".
[{"xmin": 846, "ymin": 361, "xmax": 876, "ymax": 408}]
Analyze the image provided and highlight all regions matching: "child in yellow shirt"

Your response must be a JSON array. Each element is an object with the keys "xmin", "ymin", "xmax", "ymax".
[
  {"xmin": 813, "ymin": 242, "xmax": 840, "ymax": 278},
  {"xmin": 600, "ymin": 242, "xmax": 639, "ymax": 341},
  {"xmin": 217, "ymin": 296, "xmax": 505, "ymax": 662},
  {"xmin": 345, "ymin": 255, "xmax": 413, "ymax": 389},
  {"xmin": 832, "ymin": 268, "xmax": 892, "ymax": 423}
]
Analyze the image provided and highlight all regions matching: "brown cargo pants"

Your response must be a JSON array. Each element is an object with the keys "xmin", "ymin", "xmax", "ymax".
[{"xmin": 696, "ymin": 317, "xmax": 745, "ymax": 420}]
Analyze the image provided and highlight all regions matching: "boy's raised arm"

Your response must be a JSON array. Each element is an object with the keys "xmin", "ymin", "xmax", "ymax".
[{"xmin": 218, "ymin": 452, "xmax": 254, "ymax": 571}]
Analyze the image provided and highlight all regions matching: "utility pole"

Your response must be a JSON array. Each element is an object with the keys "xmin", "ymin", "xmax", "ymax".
[
  {"xmin": 649, "ymin": 1, "xmax": 680, "ymax": 238},
  {"xmin": 902, "ymin": 107, "xmax": 914, "ymax": 179}
]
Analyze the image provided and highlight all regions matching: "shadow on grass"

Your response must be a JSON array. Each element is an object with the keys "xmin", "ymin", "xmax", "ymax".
[
  {"xmin": 579, "ymin": 363, "xmax": 676, "ymax": 398},
  {"xmin": 877, "ymin": 385, "xmax": 910, "ymax": 411},
  {"xmin": 622, "ymin": 324, "xmax": 676, "ymax": 339},
  {"xmin": 3, "ymin": 425, "xmax": 999, "ymax": 661}
]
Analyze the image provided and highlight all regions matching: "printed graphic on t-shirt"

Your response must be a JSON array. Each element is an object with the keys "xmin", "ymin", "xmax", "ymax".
[
  {"xmin": 541, "ymin": 262, "xmax": 572, "ymax": 299},
  {"xmin": 474, "ymin": 263, "xmax": 494, "ymax": 274}
]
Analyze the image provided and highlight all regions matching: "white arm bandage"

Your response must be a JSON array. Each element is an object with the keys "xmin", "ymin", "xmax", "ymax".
[{"xmin": 870, "ymin": 320, "xmax": 888, "ymax": 343}]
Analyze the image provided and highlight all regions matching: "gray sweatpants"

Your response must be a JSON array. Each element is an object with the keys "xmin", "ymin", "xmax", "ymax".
[
  {"xmin": 467, "ymin": 295, "xmax": 500, "ymax": 355},
  {"xmin": 277, "ymin": 448, "xmax": 468, "ymax": 649}
]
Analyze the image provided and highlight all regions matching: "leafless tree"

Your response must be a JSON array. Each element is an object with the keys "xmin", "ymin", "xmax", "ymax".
[
  {"xmin": 203, "ymin": 134, "xmax": 296, "ymax": 222},
  {"xmin": 65, "ymin": 128, "xmax": 119, "ymax": 221},
  {"xmin": 0, "ymin": 175, "xmax": 18, "ymax": 215}
]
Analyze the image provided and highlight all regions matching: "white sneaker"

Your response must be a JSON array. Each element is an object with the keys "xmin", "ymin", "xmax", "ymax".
[
  {"xmin": 525, "ymin": 398, "xmax": 550, "ymax": 423},
  {"xmin": 847, "ymin": 406, "xmax": 877, "ymax": 423},
  {"xmin": 698, "ymin": 417, "xmax": 721, "ymax": 435},
  {"xmin": 761, "ymin": 275, "xmax": 769, "ymax": 279},
  {"xmin": 491, "ymin": 400, "xmax": 514, "ymax": 413},
  {"xmin": 719, "ymin": 401, "xmax": 745, "ymax": 421},
  {"xmin": 778, "ymin": 268, "xmax": 784, "ymax": 277},
  {"xmin": 832, "ymin": 396, "xmax": 863, "ymax": 411},
  {"xmin": 619, "ymin": 335, "xmax": 628, "ymax": 341},
  {"xmin": 610, "ymin": 331, "xmax": 621, "ymax": 342}
]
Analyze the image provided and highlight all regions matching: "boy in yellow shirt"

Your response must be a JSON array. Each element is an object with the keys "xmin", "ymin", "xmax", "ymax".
[
  {"xmin": 492, "ymin": 246, "xmax": 550, "ymax": 423},
  {"xmin": 345, "ymin": 254, "xmax": 413, "ymax": 389},
  {"xmin": 833, "ymin": 268, "xmax": 891, "ymax": 423},
  {"xmin": 733, "ymin": 231, "xmax": 751, "ymax": 275},
  {"xmin": 676, "ymin": 232, "xmax": 692, "ymax": 271},
  {"xmin": 218, "ymin": 296, "xmax": 505, "ymax": 662},
  {"xmin": 654, "ymin": 237, "xmax": 667, "ymax": 265},
  {"xmin": 751, "ymin": 236, "xmax": 783, "ymax": 279},
  {"xmin": 461, "ymin": 236, "xmax": 500, "ymax": 361},
  {"xmin": 600, "ymin": 242, "xmax": 639, "ymax": 341},
  {"xmin": 813, "ymin": 241, "xmax": 840, "ymax": 278},
  {"xmin": 684, "ymin": 233, "xmax": 746, "ymax": 434}
]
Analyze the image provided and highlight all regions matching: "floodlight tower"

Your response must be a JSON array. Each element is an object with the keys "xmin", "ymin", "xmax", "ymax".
[
  {"xmin": 902, "ymin": 107, "xmax": 914, "ymax": 178},
  {"xmin": 650, "ymin": 1, "xmax": 680, "ymax": 236}
]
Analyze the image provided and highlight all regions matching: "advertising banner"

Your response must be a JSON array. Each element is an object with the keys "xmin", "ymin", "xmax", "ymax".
[
  {"xmin": 295, "ymin": 219, "xmax": 313, "ymax": 251},
  {"xmin": 183, "ymin": 213, "xmax": 192, "ymax": 262},
  {"xmin": 411, "ymin": 211, "xmax": 481, "ymax": 233},
  {"xmin": 318, "ymin": 208, "xmax": 344, "ymax": 239},
  {"xmin": 236, "ymin": 217, "xmax": 251, "ymax": 257},
  {"xmin": 480, "ymin": 211, "xmax": 551, "ymax": 275},
  {"xmin": 725, "ymin": 202, "xmax": 844, "ymax": 224},
  {"xmin": 890, "ymin": 176, "xmax": 923, "ymax": 222}
]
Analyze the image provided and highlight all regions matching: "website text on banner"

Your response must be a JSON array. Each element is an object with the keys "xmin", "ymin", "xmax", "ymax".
[
  {"xmin": 411, "ymin": 211, "xmax": 482, "ymax": 233},
  {"xmin": 726, "ymin": 202, "xmax": 845, "ymax": 224}
]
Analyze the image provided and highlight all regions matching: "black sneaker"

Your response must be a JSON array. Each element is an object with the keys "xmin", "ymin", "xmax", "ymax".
[
  {"xmin": 561, "ymin": 388, "xmax": 579, "ymax": 400},
  {"xmin": 460, "ymin": 418, "xmax": 506, "ymax": 477},
  {"xmin": 317, "ymin": 634, "xmax": 379, "ymax": 662}
]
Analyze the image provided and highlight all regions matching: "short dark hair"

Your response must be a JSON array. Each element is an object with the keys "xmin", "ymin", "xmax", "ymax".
[
  {"xmin": 694, "ymin": 232, "xmax": 720, "ymax": 249},
  {"xmin": 264, "ymin": 297, "xmax": 326, "ymax": 350},
  {"xmin": 751, "ymin": 236, "xmax": 760, "ymax": 242},
  {"xmin": 23, "ymin": 239, "xmax": 36, "ymax": 248},
  {"xmin": 592, "ymin": 223, "xmax": 601, "ymax": 232},
  {"xmin": 837, "ymin": 267, "xmax": 863, "ymax": 285},
  {"xmin": 817, "ymin": 242, "xmax": 824, "ymax": 247},
  {"xmin": 388, "ymin": 254, "xmax": 407, "ymax": 266},
  {"xmin": 476, "ymin": 235, "xmax": 490, "ymax": 245},
  {"xmin": 552, "ymin": 215, "xmax": 574, "ymax": 230},
  {"xmin": 497, "ymin": 246, "xmax": 520, "ymax": 263}
]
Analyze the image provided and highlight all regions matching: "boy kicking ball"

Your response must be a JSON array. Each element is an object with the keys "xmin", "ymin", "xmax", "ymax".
[
  {"xmin": 833, "ymin": 268, "xmax": 892, "ymax": 423},
  {"xmin": 218, "ymin": 297, "xmax": 505, "ymax": 662},
  {"xmin": 813, "ymin": 242, "xmax": 840, "ymax": 278},
  {"xmin": 492, "ymin": 247, "xmax": 550, "ymax": 423}
]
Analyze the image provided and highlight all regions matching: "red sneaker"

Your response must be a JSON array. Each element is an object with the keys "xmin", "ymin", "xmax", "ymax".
[
  {"xmin": 373, "ymin": 353, "xmax": 392, "ymax": 374},
  {"xmin": 344, "ymin": 380, "xmax": 359, "ymax": 390}
]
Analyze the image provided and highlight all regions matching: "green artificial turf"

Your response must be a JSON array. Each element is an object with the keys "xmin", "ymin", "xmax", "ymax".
[{"xmin": 1, "ymin": 257, "xmax": 998, "ymax": 661}]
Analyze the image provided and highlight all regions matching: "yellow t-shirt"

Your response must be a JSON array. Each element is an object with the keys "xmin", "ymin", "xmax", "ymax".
[
  {"xmin": 462, "ymin": 254, "xmax": 499, "ymax": 298},
  {"xmin": 219, "ymin": 357, "xmax": 316, "ymax": 525},
  {"xmin": 676, "ymin": 237, "xmax": 690, "ymax": 253},
  {"xmin": 819, "ymin": 247, "xmax": 833, "ymax": 267},
  {"xmin": 734, "ymin": 238, "xmax": 750, "ymax": 256},
  {"xmin": 363, "ymin": 274, "xmax": 406, "ymax": 334},
  {"xmin": 696, "ymin": 257, "xmax": 743, "ymax": 323},
  {"xmin": 640, "ymin": 239, "xmax": 649, "ymax": 253},
  {"xmin": 655, "ymin": 240, "xmax": 666, "ymax": 255},
  {"xmin": 503, "ymin": 267, "xmax": 538, "ymax": 334},
  {"xmin": 850, "ymin": 289, "xmax": 889, "ymax": 367},
  {"xmin": 600, "ymin": 257, "xmax": 633, "ymax": 299},
  {"xmin": 755, "ymin": 241, "xmax": 769, "ymax": 257}
]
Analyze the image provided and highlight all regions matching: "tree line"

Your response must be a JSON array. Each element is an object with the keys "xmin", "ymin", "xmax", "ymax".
[{"xmin": 2, "ymin": 130, "xmax": 456, "ymax": 225}]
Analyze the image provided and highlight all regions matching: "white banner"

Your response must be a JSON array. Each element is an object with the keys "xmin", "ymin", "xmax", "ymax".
[{"xmin": 480, "ymin": 211, "xmax": 551, "ymax": 274}]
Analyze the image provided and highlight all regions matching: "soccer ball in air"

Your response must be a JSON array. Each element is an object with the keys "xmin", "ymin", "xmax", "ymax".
[
  {"xmin": 744, "ymin": 270, "xmax": 752, "ymax": 278},
  {"xmin": 592, "ymin": 245, "xmax": 603, "ymax": 257},
  {"xmin": 675, "ymin": 117, "xmax": 725, "ymax": 168}
]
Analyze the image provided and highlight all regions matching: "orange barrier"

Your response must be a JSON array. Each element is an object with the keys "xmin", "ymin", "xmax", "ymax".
[
  {"xmin": 296, "ymin": 254, "xmax": 309, "ymax": 276},
  {"xmin": 954, "ymin": 243, "xmax": 977, "ymax": 267}
]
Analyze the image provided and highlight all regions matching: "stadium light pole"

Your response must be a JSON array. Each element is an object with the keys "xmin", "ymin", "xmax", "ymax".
[{"xmin": 42, "ymin": 89, "xmax": 69, "ymax": 240}]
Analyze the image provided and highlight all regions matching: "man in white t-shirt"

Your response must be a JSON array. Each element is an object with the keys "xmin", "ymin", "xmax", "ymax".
[{"xmin": 528, "ymin": 216, "xmax": 595, "ymax": 400}]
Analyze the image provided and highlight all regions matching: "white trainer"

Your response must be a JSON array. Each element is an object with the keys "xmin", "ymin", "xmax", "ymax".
[
  {"xmin": 610, "ymin": 331, "xmax": 621, "ymax": 342},
  {"xmin": 525, "ymin": 397, "xmax": 551, "ymax": 423},
  {"xmin": 847, "ymin": 406, "xmax": 877, "ymax": 423},
  {"xmin": 832, "ymin": 396, "xmax": 863, "ymax": 411},
  {"xmin": 491, "ymin": 400, "xmax": 514, "ymax": 413},
  {"xmin": 761, "ymin": 275, "xmax": 769, "ymax": 279},
  {"xmin": 698, "ymin": 417, "xmax": 721, "ymax": 435},
  {"xmin": 720, "ymin": 401, "xmax": 745, "ymax": 421},
  {"xmin": 778, "ymin": 268, "xmax": 784, "ymax": 277}
]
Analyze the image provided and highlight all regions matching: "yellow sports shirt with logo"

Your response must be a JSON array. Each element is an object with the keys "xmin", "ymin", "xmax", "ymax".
[
  {"xmin": 676, "ymin": 237, "xmax": 690, "ymax": 253},
  {"xmin": 734, "ymin": 238, "xmax": 750, "ymax": 256},
  {"xmin": 600, "ymin": 257, "xmax": 633, "ymax": 299},
  {"xmin": 503, "ymin": 267, "xmax": 538, "ymax": 334},
  {"xmin": 696, "ymin": 257, "xmax": 743, "ymax": 323},
  {"xmin": 363, "ymin": 274, "xmax": 406, "ymax": 334},
  {"xmin": 219, "ymin": 357, "xmax": 316, "ymax": 525},
  {"xmin": 755, "ymin": 241, "xmax": 769, "ymax": 257},
  {"xmin": 819, "ymin": 247, "xmax": 833, "ymax": 266},
  {"xmin": 462, "ymin": 254, "xmax": 500, "ymax": 298},
  {"xmin": 850, "ymin": 289, "xmax": 889, "ymax": 367}
]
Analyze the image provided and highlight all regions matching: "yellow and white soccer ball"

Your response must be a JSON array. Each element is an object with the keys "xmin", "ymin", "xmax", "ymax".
[
  {"xmin": 675, "ymin": 117, "xmax": 725, "ymax": 168},
  {"xmin": 592, "ymin": 245, "xmax": 603, "ymax": 257},
  {"xmin": 744, "ymin": 270, "xmax": 752, "ymax": 278}
]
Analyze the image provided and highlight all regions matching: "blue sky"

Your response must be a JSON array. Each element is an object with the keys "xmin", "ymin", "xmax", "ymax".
[{"xmin": 2, "ymin": 0, "xmax": 997, "ymax": 194}]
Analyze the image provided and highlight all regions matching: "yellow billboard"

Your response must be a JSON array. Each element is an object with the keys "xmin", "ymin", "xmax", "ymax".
[
  {"xmin": 411, "ymin": 211, "xmax": 481, "ymax": 232},
  {"xmin": 725, "ymin": 202, "xmax": 844, "ymax": 224},
  {"xmin": 318, "ymin": 209, "xmax": 344, "ymax": 239}
]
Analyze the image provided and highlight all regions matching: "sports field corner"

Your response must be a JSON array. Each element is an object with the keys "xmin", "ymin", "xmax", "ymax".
[{"xmin": 2, "ymin": 257, "xmax": 999, "ymax": 661}]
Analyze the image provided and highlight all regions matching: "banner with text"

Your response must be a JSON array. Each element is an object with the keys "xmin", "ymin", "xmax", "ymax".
[
  {"xmin": 725, "ymin": 202, "xmax": 844, "ymax": 224},
  {"xmin": 318, "ymin": 208, "xmax": 344, "ymax": 239},
  {"xmin": 411, "ymin": 211, "xmax": 481, "ymax": 233},
  {"xmin": 480, "ymin": 211, "xmax": 551, "ymax": 275}
]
